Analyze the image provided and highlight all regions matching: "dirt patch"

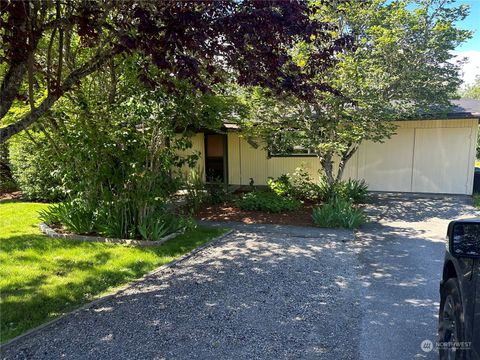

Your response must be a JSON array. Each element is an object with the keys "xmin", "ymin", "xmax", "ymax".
[{"xmin": 196, "ymin": 202, "xmax": 318, "ymax": 227}]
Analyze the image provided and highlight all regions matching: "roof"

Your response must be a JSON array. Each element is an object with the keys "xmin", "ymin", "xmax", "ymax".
[
  {"xmin": 382, "ymin": 99, "xmax": 480, "ymax": 120},
  {"xmin": 449, "ymin": 99, "xmax": 480, "ymax": 118},
  {"xmin": 219, "ymin": 99, "xmax": 480, "ymax": 130}
]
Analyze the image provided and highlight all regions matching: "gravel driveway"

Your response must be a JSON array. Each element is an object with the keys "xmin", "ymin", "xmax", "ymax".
[
  {"xmin": 1, "ymin": 225, "xmax": 360, "ymax": 360},
  {"xmin": 357, "ymin": 193, "xmax": 478, "ymax": 360},
  {"xmin": 2, "ymin": 193, "xmax": 478, "ymax": 360}
]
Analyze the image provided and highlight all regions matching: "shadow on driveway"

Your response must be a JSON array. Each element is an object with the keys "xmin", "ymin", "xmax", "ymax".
[
  {"xmin": 1, "ymin": 229, "xmax": 361, "ymax": 360},
  {"xmin": 355, "ymin": 193, "xmax": 478, "ymax": 360}
]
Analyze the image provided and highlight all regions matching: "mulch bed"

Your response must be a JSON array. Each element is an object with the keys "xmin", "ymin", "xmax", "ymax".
[
  {"xmin": 0, "ymin": 191, "xmax": 23, "ymax": 201},
  {"xmin": 196, "ymin": 202, "xmax": 318, "ymax": 227}
]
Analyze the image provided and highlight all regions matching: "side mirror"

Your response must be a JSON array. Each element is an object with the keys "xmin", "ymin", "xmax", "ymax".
[{"xmin": 447, "ymin": 219, "xmax": 480, "ymax": 258}]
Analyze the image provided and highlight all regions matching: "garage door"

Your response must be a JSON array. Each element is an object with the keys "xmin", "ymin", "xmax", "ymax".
[
  {"xmin": 412, "ymin": 128, "xmax": 473, "ymax": 194},
  {"xmin": 356, "ymin": 124, "xmax": 476, "ymax": 195},
  {"xmin": 359, "ymin": 128, "xmax": 415, "ymax": 192}
]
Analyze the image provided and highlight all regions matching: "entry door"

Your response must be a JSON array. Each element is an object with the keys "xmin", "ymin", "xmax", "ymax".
[{"xmin": 205, "ymin": 134, "xmax": 227, "ymax": 183}]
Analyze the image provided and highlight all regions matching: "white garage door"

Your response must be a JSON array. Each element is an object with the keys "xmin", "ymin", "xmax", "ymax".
[
  {"xmin": 356, "ymin": 123, "xmax": 476, "ymax": 195},
  {"xmin": 359, "ymin": 128, "xmax": 415, "ymax": 192},
  {"xmin": 412, "ymin": 128, "xmax": 473, "ymax": 194}
]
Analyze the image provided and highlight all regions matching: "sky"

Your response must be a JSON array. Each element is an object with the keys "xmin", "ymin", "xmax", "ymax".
[{"xmin": 453, "ymin": 0, "xmax": 480, "ymax": 87}]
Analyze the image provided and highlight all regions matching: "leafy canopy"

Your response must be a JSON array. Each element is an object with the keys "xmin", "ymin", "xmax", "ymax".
[
  {"xmin": 245, "ymin": 0, "xmax": 471, "ymax": 183},
  {"xmin": 0, "ymin": 0, "xmax": 352, "ymax": 143}
]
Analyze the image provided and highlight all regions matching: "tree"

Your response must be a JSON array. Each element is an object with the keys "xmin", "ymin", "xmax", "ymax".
[
  {"xmin": 461, "ymin": 76, "xmax": 480, "ymax": 100},
  {"xmin": 0, "ymin": 0, "xmax": 352, "ymax": 143},
  {"xmin": 248, "ymin": 0, "xmax": 471, "ymax": 184},
  {"xmin": 459, "ymin": 76, "xmax": 480, "ymax": 159}
]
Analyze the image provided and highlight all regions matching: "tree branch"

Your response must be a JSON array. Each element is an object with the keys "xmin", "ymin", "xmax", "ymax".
[
  {"xmin": 46, "ymin": 28, "xmax": 57, "ymax": 94},
  {"xmin": 0, "ymin": 50, "xmax": 113, "ymax": 143},
  {"xmin": 56, "ymin": 0, "xmax": 64, "ymax": 90},
  {"xmin": 0, "ymin": 61, "xmax": 29, "ymax": 120}
]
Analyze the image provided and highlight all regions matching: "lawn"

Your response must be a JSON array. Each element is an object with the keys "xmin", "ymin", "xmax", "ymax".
[{"xmin": 0, "ymin": 201, "xmax": 224, "ymax": 343}]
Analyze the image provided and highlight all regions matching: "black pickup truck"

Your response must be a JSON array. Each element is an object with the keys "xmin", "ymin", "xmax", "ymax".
[{"xmin": 439, "ymin": 218, "xmax": 480, "ymax": 359}]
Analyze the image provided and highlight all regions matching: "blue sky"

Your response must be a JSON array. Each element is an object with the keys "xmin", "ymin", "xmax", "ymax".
[
  {"xmin": 455, "ymin": 0, "xmax": 480, "ymax": 52},
  {"xmin": 453, "ymin": 0, "xmax": 480, "ymax": 86}
]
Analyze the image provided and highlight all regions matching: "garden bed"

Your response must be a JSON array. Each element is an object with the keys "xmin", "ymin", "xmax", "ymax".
[
  {"xmin": 0, "ymin": 191, "xmax": 22, "ymax": 201},
  {"xmin": 0, "ymin": 201, "xmax": 225, "ymax": 343},
  {"xmin": 196, "ymin": 202, "xmax": 318, "ymax": 227},
  {"xmin": 39, "ymin": 222, "xmax": 182, "ymax": 247}
]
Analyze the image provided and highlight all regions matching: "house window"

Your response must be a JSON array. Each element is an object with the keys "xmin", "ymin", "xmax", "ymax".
[{"xmin": 268, "ymin": 131, "xmax": 317, "ymax": 157}]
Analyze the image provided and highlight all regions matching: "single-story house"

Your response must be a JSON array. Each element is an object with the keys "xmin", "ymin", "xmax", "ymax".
[{"xmin": 177, "ymin": 99, "xmax": 480, "ymax": 195}]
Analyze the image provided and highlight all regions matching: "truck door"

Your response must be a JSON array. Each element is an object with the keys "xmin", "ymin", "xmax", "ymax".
[{"xmin": 472, "ymin": 259, "xmax": 480, "ymax": 358}]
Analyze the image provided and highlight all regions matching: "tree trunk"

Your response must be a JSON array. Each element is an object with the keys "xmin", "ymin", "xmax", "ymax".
[
  {"xmin": 0, "ymin": 61, "xmax": 29, "ymax": 120},
  {"xmin": 318, "ymin": 145, "xmax": 360, "ymax": 185},
  {"xmin": 319, "ymin": 154, "xmax": 335, "ymax": 185},
  {"xmin": 335, "ymin": 144, "xmax": 360, "ymax": 182}
]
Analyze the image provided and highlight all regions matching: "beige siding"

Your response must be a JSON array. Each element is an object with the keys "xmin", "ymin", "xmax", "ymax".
[
  {"xmin": 178, "ymin": 119, "xmax": 478, "ymax": 194},
  {"xmin": 397, "ymin": 119, "xmax": 477, "ymax": 128},
  {"xmin": 175, "ymin": 133, "xmax": 205, "ymax": 180},
  {"xmin": 227, "ymin": 133, "xmax": 241, "ymax": 184},
  {"xmin": 267, "ymin": 157, "xmax": 320, "ymax": 182},
  {"xmin": 238, "ymin": 135, "xmax": 268, "ymax": 185}
]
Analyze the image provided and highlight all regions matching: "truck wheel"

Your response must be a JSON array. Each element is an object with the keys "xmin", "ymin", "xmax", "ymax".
[{"xmin": 439, "ymin": 278, "xmax": 466, "ymax": 360}]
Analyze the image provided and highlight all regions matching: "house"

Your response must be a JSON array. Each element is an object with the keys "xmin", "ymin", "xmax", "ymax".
[{"xmin": 178, "ymin": 99, "xmax": 480, "ymax": 195}]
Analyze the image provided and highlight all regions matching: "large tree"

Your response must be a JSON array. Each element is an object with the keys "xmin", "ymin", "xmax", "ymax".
[
  {"xmin": 248, "ymin": 0, "xmax": 471, "ymax": 184},
  {"xmin": 461, "ymin": 76, "xmax": 480, "ymax": 100},
  {"xmin": 0, "ymin": 0, "xmax": 352, "ymax": 143}
]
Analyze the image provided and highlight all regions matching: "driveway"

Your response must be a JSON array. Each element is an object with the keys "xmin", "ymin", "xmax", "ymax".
[
  {"xmin": 1, "ymin": 194, "xmax": 477, "ymax": 360},
  {"xmin": 1, "ymin": 226, "xmax": 361, "ymax": 360},
  {"xmin": 357, "ymin": 193, "xmax": 478, "ymax": 359}
]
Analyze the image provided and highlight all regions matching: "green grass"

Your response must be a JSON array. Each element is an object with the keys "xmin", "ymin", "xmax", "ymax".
[{"xmin": 0, "ymin": 201, "xmax": 225, "ymax": 343}]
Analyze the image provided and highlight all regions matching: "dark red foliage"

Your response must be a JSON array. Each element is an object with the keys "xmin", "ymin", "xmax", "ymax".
[{"xmin": 1, "ymin": 0, "xmax": 354, "ymax": 100}]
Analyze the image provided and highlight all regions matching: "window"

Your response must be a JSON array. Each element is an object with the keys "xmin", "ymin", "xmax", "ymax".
[{"xmin": 268, "ymin": 131, "xmax": 317, "ymax": 157}]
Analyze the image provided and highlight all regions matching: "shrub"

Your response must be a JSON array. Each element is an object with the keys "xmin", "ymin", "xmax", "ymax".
[
  {"xmin": 312, "ymin": 197, "xmax": 367, "ymax": 229},
  {"xmin": 0, "ymin": 143, "xmax": 18, "ymax": 194},
  {"xmin": 237, "ymin": 191, "xmax": 302, "ymax": 213},
  {"xmin": 342, "ymin": 179, "xmax": 369, "ymax": 203},
  {"xmin": 267, "ymin": 168, "xmax": 321, "ymax": 201},
  {"xmin": 39, "ymin": 199, "xmax": 96, "ymax": 234},
  {"xmin": 267, "ymin": 174, "xmax": 292, "ymax": 197},
  {"xmin": 474, "ymin": 194, "xmax": 480, "ymax": 209},
  {"xmin": 184, "ymin": 169, "xmax": 208, "ymax": 212},
  {"xmin": 318, "ymin": 178, "xmax": 368, "ymax": 204},
  {"xmin": 40, "ymin": 199, "xmax": 192, "ymax": 240},
  {"xmin": 289, "ymin": 167, "xmax": 321, "ymax": 200},
  {"xmin": 206, "ymin": 180, "xmax": 230, "ymax": 204},
  {"xmin": 0, "ymin": 178, "xmax": 18, "ymax": 194},
  {"xmin": 317, "ymin": 180, "xmax": 342, "ymax": 203},
  {"xmin": 9, "ymin": 134, "xmax": 64, "ymax": 201},
  {"xmin": 137, "ymin": 210, "xmax": 182, "ymax": 241}
]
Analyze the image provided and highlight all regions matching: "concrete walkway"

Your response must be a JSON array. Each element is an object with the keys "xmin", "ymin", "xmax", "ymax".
[{"xmin": 1, "ymin": 224, "xmax": 360, "ymax": 360}]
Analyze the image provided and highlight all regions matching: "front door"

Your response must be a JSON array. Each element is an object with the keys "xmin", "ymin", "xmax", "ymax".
[{"xmin": 205, "ymin": 134, "xmax": 227, "ymax": 183}]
